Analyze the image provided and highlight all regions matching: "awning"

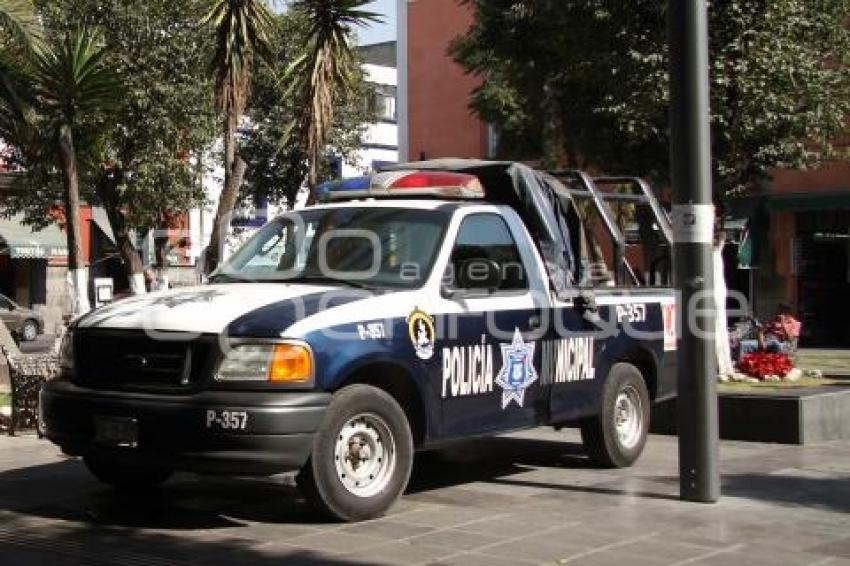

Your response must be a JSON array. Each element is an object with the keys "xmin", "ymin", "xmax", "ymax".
[
  {"xmin": 768, "ymin": 191, "xmax": 850, "ymax": 212},
  {"xmin": 0, "ymin": 214, "xmax": 68, "ymax": 259},
  {"xmin": 91, "ymin": 206, "xmax": 116, "ymax": 243}
]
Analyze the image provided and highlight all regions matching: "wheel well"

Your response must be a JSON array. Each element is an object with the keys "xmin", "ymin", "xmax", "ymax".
[
  {"xmin": 618, "ymin": 349, "xmax": 658, "ymax": 400},
  {"xmin": 339, "ymin": 362, "xmax": 427, "ymax": 446}
]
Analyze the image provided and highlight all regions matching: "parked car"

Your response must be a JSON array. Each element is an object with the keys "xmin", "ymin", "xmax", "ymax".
[{"xmin": 0, "ymin": 293, "xmax": 44, "ymax": 342}]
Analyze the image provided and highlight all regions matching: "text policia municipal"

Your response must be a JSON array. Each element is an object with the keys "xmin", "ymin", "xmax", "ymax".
[{"xmin": 441, "ymin": 335, "xmax": 596, "ymax": 399}]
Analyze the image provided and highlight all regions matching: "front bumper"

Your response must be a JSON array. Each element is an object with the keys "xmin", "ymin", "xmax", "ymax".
[{"xmin": 41, "ymin": 380, "xmax": 332, "ymax": 476}]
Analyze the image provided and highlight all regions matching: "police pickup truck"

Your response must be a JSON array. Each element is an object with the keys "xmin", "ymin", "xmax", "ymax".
[{"xmin": 42, "ymin": 160, "xmax": 677, "ymax": 522}]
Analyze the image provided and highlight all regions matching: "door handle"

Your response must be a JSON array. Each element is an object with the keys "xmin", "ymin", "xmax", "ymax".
[{"xmin": 528, "ymin": 314, "xmax": 542, "ymax": 329}]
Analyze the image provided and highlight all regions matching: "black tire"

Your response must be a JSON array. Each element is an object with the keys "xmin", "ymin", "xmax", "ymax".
[
  {"xmin": 580, "ymin": 363, "xmax": 650, "ymax": 468},
  {"xmin": 83, "ymin": 456, "xmax": 173, "ymax": 492},
  {"xmin": 20, "ymin": 319, "xmax": 38, "ymax": 342},
  {"xmin": 298, "ymin": 384, "xmax": 414, "ymax": 522}
]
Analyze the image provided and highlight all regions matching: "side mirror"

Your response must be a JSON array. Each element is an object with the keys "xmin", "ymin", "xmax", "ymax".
[
  {"xmin": 575, "ymin": 291, "xmax": 601, "ymax": 325},
  {"xmin": 444, "ymin": 258, "xmax": 502, "ymax": 297}
]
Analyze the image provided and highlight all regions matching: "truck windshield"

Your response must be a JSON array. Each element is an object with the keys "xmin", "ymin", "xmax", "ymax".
[{"xmin": 212, "ymin": 207, "xmax": 450, "ymax": 290}]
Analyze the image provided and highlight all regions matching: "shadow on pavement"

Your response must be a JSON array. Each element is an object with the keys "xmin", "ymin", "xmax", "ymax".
[
  {"xmin": 0, "ymin": 523, "xmax": 379, "ymax": 565},
  {"xmin": 722, "ymin": 472, "xmax": 850, "ymax": 514},
  {"xmin": 409, "ymin": 435, "xmax": 593, "ymax": 493},
  {"xmin": 0, "ymin": 459, "xmax": 323, "ymax": 528},
  {"xmin": 0, "ymin": 436, "xmax": 593, "ymax": 530}
]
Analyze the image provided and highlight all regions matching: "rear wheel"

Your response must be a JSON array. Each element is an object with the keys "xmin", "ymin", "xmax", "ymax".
[
  {"xmin": 580, "ymin": 363, "xmax": 650, "ymax": 468},
  {"xmin": 21, "ymin": 319, "xmax": 38, "ymax": 342},
  {"xmin": 298, "ymin": 384, "xmax": 413, "ymax": 522},
  {"xmin": 83, "ymin": 456, "xmax": 173, "ymax": 492}
]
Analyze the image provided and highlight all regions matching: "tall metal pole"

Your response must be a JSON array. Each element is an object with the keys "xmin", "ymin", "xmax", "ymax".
[{"xmin": 668, "ymin": 0, "xmax": 720, "ymax": 502}]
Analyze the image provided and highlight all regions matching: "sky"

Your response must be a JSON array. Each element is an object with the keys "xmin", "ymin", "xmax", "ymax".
[{"xmin": 356, "ymin": 0, "xmax": 398, "ymax": 46}]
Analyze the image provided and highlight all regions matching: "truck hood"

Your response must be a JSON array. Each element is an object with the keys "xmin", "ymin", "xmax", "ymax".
[{"xmin": 75, "ymin": 283, "xmax": 343, "ymax": 334}]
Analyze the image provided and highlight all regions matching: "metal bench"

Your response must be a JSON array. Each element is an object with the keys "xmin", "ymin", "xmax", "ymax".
[{"xmin": 0, "ymin": 346, "xmax": 59, "ymax": 436}]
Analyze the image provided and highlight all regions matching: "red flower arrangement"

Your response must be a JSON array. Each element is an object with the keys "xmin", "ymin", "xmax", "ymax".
[{"xmin": 738, "ymin": 352, "xmax": 794, "ymax": 380}]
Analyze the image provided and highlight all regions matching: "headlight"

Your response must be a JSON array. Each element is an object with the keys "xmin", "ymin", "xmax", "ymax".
[
  {"xmin": 216, "ymin": 343, "xmax": 313, "ymax": 384},
  {"xmin": 58, "ymin": 331, "xmax": 74, "ymax": 371}
]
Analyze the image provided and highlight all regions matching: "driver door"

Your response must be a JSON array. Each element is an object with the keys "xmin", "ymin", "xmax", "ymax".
[{"xmin": 433, "ymin": 211, "xmax": 548, "ymax": 438}]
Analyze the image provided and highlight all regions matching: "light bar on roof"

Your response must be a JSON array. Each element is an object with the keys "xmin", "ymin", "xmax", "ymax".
[{"xmin": 316, "ymin": 170, "xmax": 485, "ymax": 202}]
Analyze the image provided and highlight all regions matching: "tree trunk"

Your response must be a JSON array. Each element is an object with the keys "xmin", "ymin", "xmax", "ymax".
[
  {"xmin": 57, "ymin": 125, "xmax": 90, "ymax": 315},
  {"xmin": 305, "ymin": 156, "xmax": 318, "ymax": 206},
  {"xmin": 204, "ymin": 111, "xmax": 246, "ymax": 274},
  {"xmin": 540, "ymin": 79, "xmax": 569, "ymax": 169},
  {"xmin": 94, "ymin": 171, "xmax": 146, "ymax": 295},
  {"xmin": 153, "ymin": 231, "xmax": 170, "ymax": 291}
]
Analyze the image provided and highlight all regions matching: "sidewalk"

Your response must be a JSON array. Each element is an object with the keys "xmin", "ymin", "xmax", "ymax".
[
  {"xmin": 0, "ymin": 429, "xmax": 847, "ymax": 565},
  {"xmin": 796, "ymin": 348, "xmax": 850, "ymax": 378}
]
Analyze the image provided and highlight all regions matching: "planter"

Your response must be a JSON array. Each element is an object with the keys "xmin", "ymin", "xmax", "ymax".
[{"xmin": 651, "ymin": 384, "xmax": 850, "ymax": 444}]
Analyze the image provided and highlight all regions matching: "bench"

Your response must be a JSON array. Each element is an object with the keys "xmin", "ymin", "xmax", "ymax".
[{"xmin": 0, "ymin": 346, "xmax": 59, "ymax": 436}]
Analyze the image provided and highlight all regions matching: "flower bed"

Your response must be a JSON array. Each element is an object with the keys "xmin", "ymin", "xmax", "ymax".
[{"xmin": 738, "ymin": 352, "xmax": 794, "ymax": 380}]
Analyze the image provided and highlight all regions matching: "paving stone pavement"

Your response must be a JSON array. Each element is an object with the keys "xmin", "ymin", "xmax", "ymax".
[{"xmin": 0, "ymin": 429, "xmax": 848, "ymax": 565}]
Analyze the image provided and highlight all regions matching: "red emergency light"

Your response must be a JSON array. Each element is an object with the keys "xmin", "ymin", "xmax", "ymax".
[{"xmin": 317, "ymin": 170, "xmax": 486, "ymax": 201}]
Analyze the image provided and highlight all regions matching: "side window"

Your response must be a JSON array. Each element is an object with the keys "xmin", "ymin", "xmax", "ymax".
[{"xmin": 447, "ymin": 214, "xmax": 528, "ymax": 291}]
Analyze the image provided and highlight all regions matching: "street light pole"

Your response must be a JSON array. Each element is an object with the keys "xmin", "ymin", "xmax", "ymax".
[{"xmin": 668, "ymin": 0, "xmax": 721, "ymax": 502}]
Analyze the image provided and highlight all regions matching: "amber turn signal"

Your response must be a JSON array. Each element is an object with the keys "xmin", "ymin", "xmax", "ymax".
[{"xmin": 267, "ymin": 344, "xmax": 313, "ymax": 383}]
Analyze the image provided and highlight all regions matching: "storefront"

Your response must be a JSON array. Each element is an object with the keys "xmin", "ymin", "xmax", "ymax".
[
  {"xmin": 0, "ymin": 214, "xmax": 68, "ymax": 320},
  {"xmin": 729, "ymin": 192, "xmax": 850, "ymax": 348}
]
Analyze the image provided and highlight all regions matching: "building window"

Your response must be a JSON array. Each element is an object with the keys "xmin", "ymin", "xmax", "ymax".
[{"xmin": 368, "ymin": 84, "xmax": 397, "ymax": 122}]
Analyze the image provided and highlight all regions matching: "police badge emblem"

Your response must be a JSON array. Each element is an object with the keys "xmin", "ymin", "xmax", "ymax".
[
  {"xmin": 407, "ymin": 307, "xmax": 435, "ymax": 360},
  {"xmin": 495, "ymin": 328, "xmax": 538, "ymax": 409}
]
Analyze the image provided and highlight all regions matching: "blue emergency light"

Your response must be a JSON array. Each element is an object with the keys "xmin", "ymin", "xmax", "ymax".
[{"xmin": 316, "ymin": 171, "xmax": 485, "ymax": 202}]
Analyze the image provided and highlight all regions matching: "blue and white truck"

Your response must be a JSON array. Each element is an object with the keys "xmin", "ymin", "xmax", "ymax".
[{"xmin": 42, "ymin": 160, "xmax": 677, "ymax": 521}]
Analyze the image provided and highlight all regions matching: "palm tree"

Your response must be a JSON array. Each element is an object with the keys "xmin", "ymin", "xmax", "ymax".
[
  {"xmin": 285, "ymin": 0, "xmax": 380, "ymax": 200},
  {"xmin": 30, "ymin": 29, "xmax": 120, "ymax": 314},
  {"xmin": 0, "ymin": 0, "xmax": 41, "ymax": 149},
  {"xmin": 201, "ymin": 0, "xmax": 275, "ymax": 273},
  {"xmin": 0, "ymin": 0, "xmax": 42, "ymax": 59}
]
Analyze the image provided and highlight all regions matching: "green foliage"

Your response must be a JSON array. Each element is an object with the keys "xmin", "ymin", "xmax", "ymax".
[
  {"xmin": 452, "ymin": 0, "xmax": 850, "ymax": 198},
  {"xmin": 8, "ymin": 0, "xmax": 218, "ymax": 235},
  {"xmin": 242, "ymin": 10, "xmax": 372, "ymax": 205},
  {"xmin": 0, "ymin": 26, "xmax": 120, "ymax": 228},
  {"xmin": 32, "ymin": 28, "xmax": 121, "ymax": 125},
  {"xmin": 0, "ymin": 0, "xmax": 43, "ymax": 60},
  {"xmin": 283, "ymin": 0, "xmax": 381, "ymax": 189}
]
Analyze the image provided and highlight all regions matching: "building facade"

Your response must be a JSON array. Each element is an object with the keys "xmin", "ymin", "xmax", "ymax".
[
  {"xmin": 397, "ymin": 0, "xmax": 850, "ymax": 347},
  {"xmin": 341, "ymin": 41, "xmax": 399, "ymax": 177}
]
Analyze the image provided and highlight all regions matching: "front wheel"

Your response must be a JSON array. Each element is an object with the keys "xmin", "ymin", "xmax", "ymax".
[
  {"xmin": 298, "ymin": 384, "xmax": 413, "ymax": 522},
  {"xmin": 580, "ymin": 363, "xmax": 650, "ymax": 468},
  {"xmin": 83, "ymin": 456, "xmax": 173, "ymax": 492}
]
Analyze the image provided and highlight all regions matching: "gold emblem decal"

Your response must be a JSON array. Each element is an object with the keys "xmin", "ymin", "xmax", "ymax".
[{"xmin": 407, "ymin": 307, "xmax": 435, "ymax": 360}]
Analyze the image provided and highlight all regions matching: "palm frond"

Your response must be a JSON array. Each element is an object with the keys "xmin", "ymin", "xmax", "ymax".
[
  {"xmin": 32, "ymin": 28, "xmax": 122, "ymax": 123},
  {"xmin": 202, "ymin": 0, "xmax": 276, "ymax": 115},
  {"xmin": 285, "ymin": 0, "xmax": 380, "ymax": 186},
  {"xmin": 0, "ymin": 0, "xmax": 43, "ymax": 58}
]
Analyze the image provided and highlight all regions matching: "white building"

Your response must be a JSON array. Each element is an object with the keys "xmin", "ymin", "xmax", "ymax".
[{"xmin": 341, "ymin": 41, "xmax": 399, "ymax": 177}]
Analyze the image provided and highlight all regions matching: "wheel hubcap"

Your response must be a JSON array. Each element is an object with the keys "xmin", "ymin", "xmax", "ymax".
[
  {"xmin": 614, "ymin": 385, "xmax": 643, "ymax": 450},
  {"xmin": 23, "ymin": 324, "xmax": 36, "ymax": 340},
  {"xmin": 334, "ymin": 413, "xmax": 396, "ymax": 498}
]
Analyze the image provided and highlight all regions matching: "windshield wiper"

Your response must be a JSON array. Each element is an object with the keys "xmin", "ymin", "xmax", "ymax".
[
  {"xmin": 276, "ymin": 275, "xmax": 376, "ymax": 290},
  {"xmin": 208, "ymin": 273, "xmax": 245, "ymax": 284}
]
